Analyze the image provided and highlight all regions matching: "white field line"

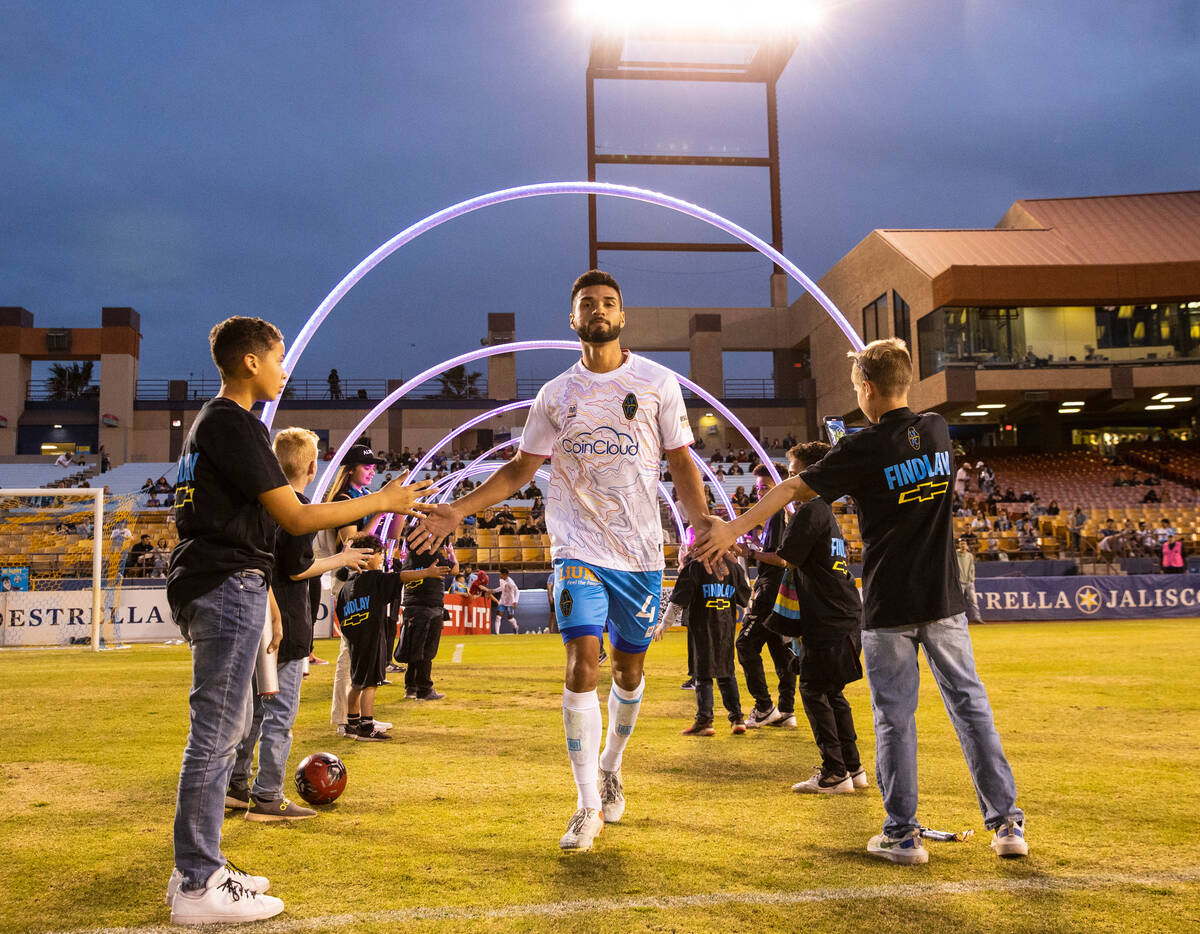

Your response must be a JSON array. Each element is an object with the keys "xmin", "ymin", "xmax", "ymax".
[{"xmin": 51, "ymin": 870, "xmax": 1200, "ymax": 934}]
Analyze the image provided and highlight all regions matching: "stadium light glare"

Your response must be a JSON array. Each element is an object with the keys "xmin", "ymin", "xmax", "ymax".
[
  {"xmin": 575, "ymin": 0, "xmax": 824, "ymax": 32},
  {"xmin": 977, "ymin": 403, "xmax": 1006, "ymax": 409},
  {"xmin": 1063, "ymin": 401, "xmax": 1085, "ymax": 406},
  {"xmin": 960, "ymin": 410, "xmax": 988, "ymax": 417},
  {"xmin": 1057, "ymin": 408, "xmax": 1081, "ymax": 414},
  {"xmin": 1152, "ymin": 392, "xmax": 1169, "ymax": 400},
  {"xmin": 1162, "ymin": 396, "xmax": 1193, "ymax": 403},
  {"xmin": 1145, "ymin": 404, "xmax": 1176, "ymax": 411}
]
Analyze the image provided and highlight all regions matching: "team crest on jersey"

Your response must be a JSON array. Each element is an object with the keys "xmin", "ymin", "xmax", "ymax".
[
  {"xmin": 907, "ymin": 426, "xmax": 921, "ymax": 450},
  {"xmin": 567, "ymin": 404, "xmax": 577, "ymax": 419},
  {"xmin": 622, "ymin": 392, "xmax": 638, "ymax": 420},
  {"xmin": 559, "ymin": 590, "xmax": 573, "ymax": 618}
]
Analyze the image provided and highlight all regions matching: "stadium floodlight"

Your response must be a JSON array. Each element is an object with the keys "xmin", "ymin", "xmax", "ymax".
[
  {"xmin": 977, "ymin": 403, "xmax": 1006, "ymax": 409},
  {"xmin": 960, "ymin": 411, "xmax": 988, "ymax": 417},
  {"xmin": 1162, "ymin": 396, "xmax": 1193, "ymax": 403},
  {"xmin": 1151, "ymin": 391, "xmax": 1168, "ymax": 399},
  {"xmin": 1058, "ymin": 408, "xmax": 1081, "ymax": 414},
  {"xmin": 1063, "ymin": 401, "xmax": 1085, "ymax": 406},
  {"xmin": 575, "ymin": 0, "xmax": 824, "ymax": 33},
  {"xmin": 1145, "ymin": 404, "xmax": 1176, "ymax": 411}
]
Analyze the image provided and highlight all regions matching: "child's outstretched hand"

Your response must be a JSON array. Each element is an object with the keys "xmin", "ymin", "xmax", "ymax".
[
  {"xmin": 340, "ymin": 543, "xmax": 372, "ymax": 572},
  {"xmin": 377, "ymin": 470, "xmax": 434, "ymax": 516}
]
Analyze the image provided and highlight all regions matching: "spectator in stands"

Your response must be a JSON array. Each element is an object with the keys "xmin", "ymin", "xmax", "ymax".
[
  {"xmin": 1143, "ymin": 487, "xmax": 1160, "ymax": 503},
  {"xmin": 454, "ymin": 531, "xmax": 476, "ymax": 547},
  {"xmin": 146, "ymin": 491, "xmax": 162, "ymax": 507},
  {"xmin": 55, "ymin": 452, "xmax": 73, "ymax": 468},
  {"xmin": 1045, "ymin": 499, "xmax": 1060, "ymax": 517},
  {"xmin": 56, "ymin": 519, "xmax": 77, "ymax": 534},
  {"xmin": 1002, "ymin": 488, "xmax": 1018, "ymax": 503},
  {"xmin": 523, "ymin": 479, "xmax": 543, "ymax": 500},
  {"xmin": 1103, "ymin": 518, "xmax": 1119, "ymax": 535},
  {"xmin": 1155, "ymin": 518, "xmax": 1176, "ymax": 546},
  {"xmin": 111, "ymin": 520, "xmax": 132, "ymax": 551},
  {"xmin": 714, "ymin": 465, "xmax": 726, "ymax": 477},
  {"xmin": 128, "ymin": 534, "xmax": 155, "ymax": 577},
  {"xmin": 1162, "ymin": 534, "xmax": 1185, "ymax": 574},
  {"xmin": 100, "ymin": 448, "xmax": 111, "ymax": 473},
  {"xmin": 498, "ymin": 520, "xmax": 517, "ymax": 536},
  {"xmin": 954, "ymin": 461, "xmax": 973, "ymax": 497},
  {"xmin": 1097, "ymin": 530, "xmax": 1129, "ymax": 571},
  {"xmin": 732, "ymin": 486, "xmax": 751, "ymax": 510},
  {"xmin": 72, "ymin": 452, "xmax": 87, "ymax": 466},
  {"xmin": 977, "ymin": 462, "xmax": 995, "ymax": 496},
  {"xmin": 993, "ymin": 513, "xmax": 1013, "ymax": 532},
  {"xmin": 141, "ymin": 477, "xmax": 155, "ymax": 493},
  {"xmin": 970, "ymin": 511, "xmax": 990, "ymax": 534},
  {"xmin": 729, "ymin": 462, "xmax": 744, "ymax": 476},
  {"xmin": 327, "ymin": 368, "xmax": 342, "ymax": 399},
  {"xmin": 494, "ymin": 504, "xmax": 515, "ymax": 525},
  {"xmin": 530, "ymin": 495, "xmax": 544, "ymax": 521},
  {"xmin": 78, "ymin": 519, "xmax": 93, "ymax": 537},
  {"xmin": 517, "ymin": 518, "xmax": 539, "ymax": 535},
  {"xmin": 477, "ymin": 508, "xmax": 497, "ymax": 529},
  {"xmin": 449, "ymin": 573, "xmax": 469, "ymax": 594},
  {"xmin": 1134, "ymin": 522, "xmax": 1156, "ymax": 557},
  {"xmin": 1017, "ymin": 526, "xmax": 1039, "ymax": 556},
  {"xmin": 956, "ymin": 537, "xmax": 982, "ymax": 623}
]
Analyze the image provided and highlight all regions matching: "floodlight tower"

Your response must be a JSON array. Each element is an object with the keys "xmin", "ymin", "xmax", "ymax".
[{"xmin": 583, "ymin": 4, "xmax": 802, "ymax": 306}]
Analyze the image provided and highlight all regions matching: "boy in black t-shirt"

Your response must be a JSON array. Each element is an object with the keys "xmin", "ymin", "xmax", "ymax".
[
  {"xmin": 696, "ymin": 339, "xmax": 1027, "ymax": 866},
  {"xmin": 399, "ymin": 541, "xmax": 458, "ymax": 700},
  {"xmin": 337, "ymin": 534, "xmax": 445, "ymax": 739},
  {"xmin": 767, "ymin": 442, "xmax": 865, "ymax": 795},
  {"xmin": 659, "ymin": 551, "xmax": 750, "ymax": 735},
  {"xmin": 230, "ymin": 429, "xmax": 371, "ymax": 821},
  {"xmin": 165, "ymin": 318, "xmax": 431, "ymax": 924}
]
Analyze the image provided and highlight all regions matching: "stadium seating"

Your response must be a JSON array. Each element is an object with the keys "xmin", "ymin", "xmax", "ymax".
[
  {"xmin": 0, "ymin": 462, "xmax": 84, "ymax": 490},
  {"xmin": 97, "ymin": 462, "xmax": 178, "ymax": 496}
]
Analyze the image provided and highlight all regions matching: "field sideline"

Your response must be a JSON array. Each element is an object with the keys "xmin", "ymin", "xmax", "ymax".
[{"xmin": 2, "ymin": 619, "xmax": 1198, "ymax": 933}]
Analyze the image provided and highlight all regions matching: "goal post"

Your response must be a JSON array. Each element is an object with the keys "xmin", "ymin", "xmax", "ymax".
[{"xmin": 0, "ymin": 488, "xmax": 139, "ymax": 651}]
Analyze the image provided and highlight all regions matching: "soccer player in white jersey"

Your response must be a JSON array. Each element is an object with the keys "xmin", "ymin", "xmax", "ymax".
[{"xmin": 410, "ymin": 270, "xmax": 715, "ymax": 851}]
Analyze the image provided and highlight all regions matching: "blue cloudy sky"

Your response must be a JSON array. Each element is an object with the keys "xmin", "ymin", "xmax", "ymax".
[{"xmin": 2, "ymin": 1, "xmax": 1197, "ymax": 384}]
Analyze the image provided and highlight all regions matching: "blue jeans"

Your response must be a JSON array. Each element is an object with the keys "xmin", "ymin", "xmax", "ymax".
[
  {"xmin": 232, "ymin": 659, "xmax": 304, "ymax": 801},
  {"xmin": 173, "ymin": 571, "xmax": 268, "ymax": 890},
  {"xmin": 862, "ymin": 613, "xmax": 1023, "ymax": 837}
]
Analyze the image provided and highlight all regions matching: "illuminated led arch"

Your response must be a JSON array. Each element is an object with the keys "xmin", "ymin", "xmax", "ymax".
[{"xmin": 263, "ymin": 181, "xmax": 863, "ymax": 494}]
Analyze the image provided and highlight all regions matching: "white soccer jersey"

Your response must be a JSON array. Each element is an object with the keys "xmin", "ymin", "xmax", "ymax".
[{"xmin": 520, "ymin": 352, "xmax": 694, "ymax": 573}]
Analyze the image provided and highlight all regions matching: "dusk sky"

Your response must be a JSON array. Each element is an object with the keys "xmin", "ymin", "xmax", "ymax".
[{"xmin": 3, "ymin": 1, "xmax": 1198, "ymax": 386}]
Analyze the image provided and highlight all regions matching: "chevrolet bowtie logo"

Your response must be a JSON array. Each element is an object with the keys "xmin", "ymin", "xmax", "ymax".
[
  {"xmin": 832, "ymin": 559, "xmax": 848, "ymax": 575},
  {"xmin": 342, "ymin": 612, "xmax": 369, "ymax": 628},
  {"xmin": 898, "ymin": 480, "xmax": 949, "ymax": 504},
  {"xmin": 704, "ymin": 598, "xmax": 731, "ymax": 611},
  {"xmin": 175, "ymin": 485, "xmax": 195, "ymax": 507}
]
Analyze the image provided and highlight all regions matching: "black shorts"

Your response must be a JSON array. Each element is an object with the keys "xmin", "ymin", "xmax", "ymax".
[
  {"xmin": 343, "ymin": 615, "xmax": 387, "ymax": 688},
  {"xmin": 798, "ymin": 630, "xmax": 863, "ymax": 691}
]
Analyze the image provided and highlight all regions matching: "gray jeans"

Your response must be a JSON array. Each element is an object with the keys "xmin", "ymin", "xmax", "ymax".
[
  {"xmin": 232, "ymin": 658, "xmax": 305, "ymax": 801},
  {"xmin": 173, "ymin": 571, "xmax": 268, "ymax": 890},
  {"xmin": 862, "ymin": 613, "xmax": 1023, "ymax": 837}
]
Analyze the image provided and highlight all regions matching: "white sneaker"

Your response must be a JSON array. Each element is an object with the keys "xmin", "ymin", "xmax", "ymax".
[
  {"xmin": 165, "ymin": 862, "xmax": 269, "ymax": 906},
  {"xmin": 373, "ymin": 720, "xmax": 392, "ymax": 732},
  {"xmin": 169, "ymin": 865, "xmax": 283, "ymax": 925},
  {"xmin": 558, "ymin": 807, "xmax": 604, "ymax": 851},
  {"xmin": 848, "ymin": 767, "xmax": 869, "ymax": 789},
  {"xmin": 867, "ymin": 830, "xmax": 929, "ymax": 865},
  {"xmin": 990, "ymin": 819, "xmax": 1029, "ymax": 858},
  {"xmin": 599, "ymin": 768, "xmax": 625, "ymax": 823},
  {"xmin": 745, "ymin": 705, "xmax": 781, "ymax": 729},
  {"xmin": 791, "ymin": 767, "xmax": 854, "ymax": 794},
  {"xmin": 768, "ymin": 713, "xmax": 798, "ymax": 728}
]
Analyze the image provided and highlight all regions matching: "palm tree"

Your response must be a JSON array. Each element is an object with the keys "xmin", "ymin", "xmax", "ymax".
[
  {"xmin": 47, "ymin": 361, "xmax": 95, "ymax": 400},
  {"xmin": 436, "ymin": 365, "xmax": 483, "ymax": 399}
]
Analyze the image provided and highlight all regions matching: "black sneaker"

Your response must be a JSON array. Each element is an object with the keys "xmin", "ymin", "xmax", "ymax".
[
  {"xmin": 245, "ymin": 797, "xmax": 317, "ymax": 822},
  {"xmin": 354, "ymin": 727, "xmax": 393, "ymax": 742},
  {"xmin": 681, "ymin": 678, "xmax": 695, "ymax": 690},
  {"xmin": 417, "ymin": 690, "xmax": 445, "ymax": 701},
  {"xmin": 225, "ymin": 784, "xmax": 250, "ymax": 809},
  {"xmin": 404, "ymin": 690, "xmax": 417, "ymax": 700}
]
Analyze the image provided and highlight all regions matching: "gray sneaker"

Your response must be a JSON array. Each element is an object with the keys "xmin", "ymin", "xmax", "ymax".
[
  {"xmin": 599, "ymin": 768, "xmax": 625, "ymax": 823},
  {"xmin": 166, "ymin": 861, "xmax": 269, "ymax": 907},
  {"xmin": 224, "ymin": 784, "xmax": 250, "ymax": 809},
  {"xmin": 245, "ymin": 796, "xmax": 318, "ymax": 822}
]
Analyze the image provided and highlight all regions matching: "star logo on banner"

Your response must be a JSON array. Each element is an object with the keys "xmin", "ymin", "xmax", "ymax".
[{"xmin": 1074, "ymin": 585, "xmax": 1101, "ymax": 614}]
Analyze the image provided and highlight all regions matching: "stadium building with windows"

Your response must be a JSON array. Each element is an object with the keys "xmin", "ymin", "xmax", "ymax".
[{"xmin": 792, "ymin": 190, "xmax": 1200, "ymax": 452}]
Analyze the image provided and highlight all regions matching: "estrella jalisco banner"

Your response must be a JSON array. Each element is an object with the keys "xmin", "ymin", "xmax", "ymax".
[{"xmin": 975, "ymin": 574, "xmax": 1200, "ymax": 621}]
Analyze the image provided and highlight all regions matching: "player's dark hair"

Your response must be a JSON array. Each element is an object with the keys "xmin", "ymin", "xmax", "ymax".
[
  {"xmin": 847, "ymin": 337, "xmax": 912, "ymax": 397},
  {"xmin": 787, "ymin": 440, "xmax": 830, "ymax": 469},
  {"xmin": 209, "ymin": 317, "xmax": 282, "ymax": 379},
  {"xmin": 350, "ymin": 533, "xmax": 382, "ymax": 553},
  {"xmin": 499, "ymin": 566, "xmax": 510, "ymax": 575},
  {"xmin": 751, "ymin": 463, "xmax": 774, "ymax": 479},
  {"xmin": 571, "ymin": 269, "xmax": 622, "ymax": 305}
]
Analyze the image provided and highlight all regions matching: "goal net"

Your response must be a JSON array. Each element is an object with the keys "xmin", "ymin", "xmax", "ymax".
[{"xmin": 0, "ymin": 489, "xmax": 174, "ymax": 649}]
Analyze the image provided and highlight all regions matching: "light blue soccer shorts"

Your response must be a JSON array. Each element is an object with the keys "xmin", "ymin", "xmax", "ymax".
[{"xmin": 553, "ymin": 559, "xmax": 662, "ymax": 654}]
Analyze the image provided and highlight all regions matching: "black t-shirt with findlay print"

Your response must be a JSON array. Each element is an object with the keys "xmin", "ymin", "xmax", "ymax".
[
  {"xmin": 274, "ymin": 492, "xmax": 317, "ymax": 665},
  {"xmin": 167, "ymin": 397, "xmax": 289, "ymax": 615},
  {"xmin": 799, "ymin": 407, "xmax": 964, "ymax": 631},
  {"xmin": 775, "ymin": 496, "xmax": 862, "ymax": 635}
]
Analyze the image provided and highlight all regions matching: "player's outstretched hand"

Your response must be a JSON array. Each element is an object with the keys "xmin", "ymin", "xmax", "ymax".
[
  {"xmin": 340, "ymin": 543, "xmax": 372, "ymax": 572},
  {"xmin": 378, "ymin": 471, "xmax": 435, "ymax": 517},
  {"xmin": 408, "ymin": 504, "xmax": 460, "ymax": 554}
]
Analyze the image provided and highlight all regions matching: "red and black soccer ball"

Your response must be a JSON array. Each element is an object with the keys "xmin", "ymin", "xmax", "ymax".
[{"xmin": 294, "ymin": 752, "xmax": 347, "ymax": 805}]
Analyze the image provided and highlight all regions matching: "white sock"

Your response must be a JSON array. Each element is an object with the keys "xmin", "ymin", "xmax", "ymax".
[
  {"xmin": 562, "ymin": 687, "xmax": 602, "ymax": 810},
  {"xmin": 599, "ymin": 677, "xmax": 644, "ymax": 773}
]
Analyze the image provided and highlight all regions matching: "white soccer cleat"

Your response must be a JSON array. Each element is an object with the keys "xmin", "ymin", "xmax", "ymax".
[
  {"xmin": 558, "ymin": 807, "xmax": 604, "ymax": 851},
  {"xmin": 599, "ymin": 768, "xmax": 625, "ymax": 823},
  {"xmin": 165, "ymin": 862, "xmax": 269, "ymax": 907},
  {"xmin": 168, "ymin": 865, "xmax": 283, "ymax": 924}
]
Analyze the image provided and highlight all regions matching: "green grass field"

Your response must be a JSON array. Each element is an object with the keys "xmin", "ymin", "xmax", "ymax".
[{"xmin": 2, "ymin": 620, "xmax": 1199, "ymax": 933}]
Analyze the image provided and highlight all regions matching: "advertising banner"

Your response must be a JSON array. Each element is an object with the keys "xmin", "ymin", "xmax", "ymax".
[{"xmin": 975, "ymin": 573, "xmax": 1200, "ymax": 621}]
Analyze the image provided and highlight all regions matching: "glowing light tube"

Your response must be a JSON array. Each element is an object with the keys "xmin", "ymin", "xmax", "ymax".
[{"xmin": 263, "ymin": 180, "xmax": 860, "ymax": 429}]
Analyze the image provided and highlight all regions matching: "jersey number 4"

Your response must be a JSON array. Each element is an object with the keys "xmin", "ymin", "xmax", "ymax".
[{"xmin": 635, "ymin": 595, "xmax": 656, "ymax": 619}]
